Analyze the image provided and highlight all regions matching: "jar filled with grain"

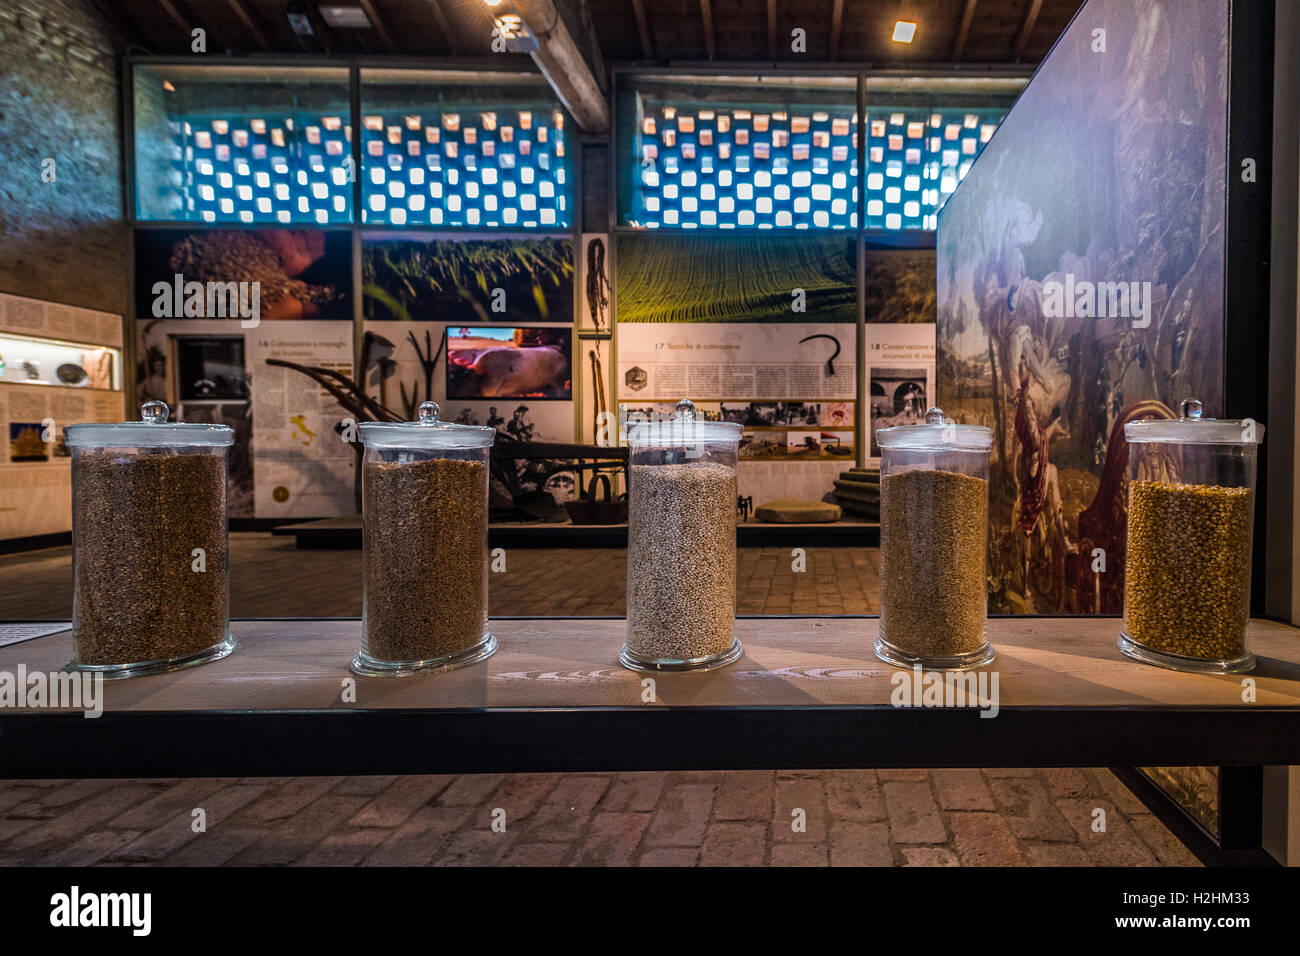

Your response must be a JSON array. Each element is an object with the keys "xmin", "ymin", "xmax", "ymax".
[
  {"xmin": 1119, "ymin": 398, "xmax": 1264, "ymax": 673},
  {"xmin": 876, "ymin": 407, "xmax": 994, "ymax": 670},
  {"xmin": 623, "ymin": 399, "xmax": 743, "ymax": 672},
  {"xmin": 355, "ymin": 402, "xmax": 496, "ymax": 677},
  {"xmin": 65, "ymin": 400, "xmax": 237, "ymax": 678}
]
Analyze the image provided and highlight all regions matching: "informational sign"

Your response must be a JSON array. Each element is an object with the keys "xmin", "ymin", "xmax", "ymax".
[
  {"xmin": 865, "ymin": 322, "xmax": 937, "ymax": 466},
  {"xmin": 617, "ymin": 322, "xmax": 857, "ymax": 502},
  {"xmin": 247, "ymin": 322, "xmax": 355, "ymax": 518}
]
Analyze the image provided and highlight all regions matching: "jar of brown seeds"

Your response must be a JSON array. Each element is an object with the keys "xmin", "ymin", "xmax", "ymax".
[
  {"xmin": 876, "ymin": 407, "xmax": 995, "ymax": 670},
  {"xmin": 354, "ymin": 402, "xmax": 497, "ymax": 677},
  {"xmin": 65, "ymin": 400, "xmax": 237, "ymax": 678},
  {"xmin": 1120, "ymin": 398, "xmax": 1264, "ymax": 673}
]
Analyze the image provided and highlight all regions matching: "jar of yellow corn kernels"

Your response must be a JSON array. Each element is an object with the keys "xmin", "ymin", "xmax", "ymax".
[{"xmin": 1119, "ymin": 399, "xmax": 1264, "ymax": 673}]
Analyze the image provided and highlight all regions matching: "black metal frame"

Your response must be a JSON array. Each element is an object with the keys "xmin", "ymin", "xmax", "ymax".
[{"xmin": 1112, "ymin": 766, "xmax": 1274, "ymax": 867}]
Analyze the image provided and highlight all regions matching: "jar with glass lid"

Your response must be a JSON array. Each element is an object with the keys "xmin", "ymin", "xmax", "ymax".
[
  {"xmin": 622, "ymin": 399, "xmax": 743, "ymax": 672},
  {"xmin": 354, "ymin": 401, "xmax": 497, "ymax": 677},
  {"xmin": 1119, "ymin": 398, "xmax": 1264, "ymax": 673},
  {"xmin": 65, "ymin": 399, "xmax": 237, "ymax": 677},
  {"xmin": 875, "ymin": 407, "xmax": 994, "ymax": 669}
]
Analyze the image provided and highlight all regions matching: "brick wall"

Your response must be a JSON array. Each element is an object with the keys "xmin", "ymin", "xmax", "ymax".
[{"xmin": 0, "ymin": 0, "xmax": 126, "ymax": 315}]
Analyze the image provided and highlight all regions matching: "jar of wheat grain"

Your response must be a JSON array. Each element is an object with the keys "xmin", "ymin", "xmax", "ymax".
[
  {"xmin": 354, "ymin": 402, "xmax": 497, "ymax": 677},
  {"xmin": 622, "ymin": 399, "xmax": 743, "ymax": 673},
  {"xmin": 1119, "ymin": 398, "xmax": 1263, "ymax": 674},
  {"xmin": 65, "ymin": 400, "xmax": 237, "ymax": 678},
  {"xmin": 876, "ymin": 407, "xmax": 994, "ymax": 670}
]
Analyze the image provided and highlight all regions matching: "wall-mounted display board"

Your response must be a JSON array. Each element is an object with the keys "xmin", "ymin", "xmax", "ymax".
[
  {"xmin": 361, "ymin": 233, "xmax": 573, "ymax": 324},
  {"xmin": 135, "ymin": 229, "xmax": 353, "ymax": 321},
  {"xmin": 0, "ymin": 293, "xmax": 124, "ymax": 540},
  {"xmin": 247, "ymin": 322, "xmax": 355, "ymax": 518},
  {"xmin": 936, "ymin": 0, "xmax": 1229, "ymax": 618},
  {"xmin": 138, "ymin": 319, "xmax": 353, "ymax": 519},
  {"xmin": 616, "ymin": 233, "xmax": 856, "ymax": 503}
]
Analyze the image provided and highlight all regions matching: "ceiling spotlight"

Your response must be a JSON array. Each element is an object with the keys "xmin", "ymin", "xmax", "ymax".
[
  {"xmin": 892, "ymin": 20, "xmax": 917, "ymax": 43},
  {"xmin": 318, "ymin": 4, "xmax": 372, "ymax": 29},
  {"xmin": 494, "ymin": 13, "xmax": 539, "ymax": 51},
  {"xmin": 286, "ymin": 1, "xmax": 315, "ymax": 36},
  {"xmin": 484, "ymin": 0, "xmax": 503, "ymax": 6}
]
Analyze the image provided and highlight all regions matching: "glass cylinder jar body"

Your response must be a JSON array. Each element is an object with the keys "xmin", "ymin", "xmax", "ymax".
[
  {"xmin": 355, "ymin": 404, "xmax": 496, "ymax": 677},
  {"xmin": 1120, "ymin": 403, "xmax": 1263, "ymax": 673},
  {"xmin": 66, "ymin": 402, "xmax": 236, "ymax": 678},
  {"xmin": 622, "ymin": 401, "xmax": 743, "ymax": 672},
  {"xmin": 876, "ymin": 410, "xmax": 994, "ymax": 670}
]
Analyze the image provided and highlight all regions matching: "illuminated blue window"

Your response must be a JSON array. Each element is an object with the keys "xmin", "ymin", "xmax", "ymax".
[
  {"xmin": 174, "ymin": 113, "xmax": 354, "ymax": 225},
  {"xmin": 629, "ymin": 105, "xmax": 859, "ymax": 230},
  {"xmin": 627, "ymin": 103, "xmax": 1002, "ymax": 231},
  {"xmin": 360, "ymin": 107, "xmax": 570, "ymax": 228},
  {"xmin": 132, "ymin": 65, "xmax": 354, "ymax": 224},
  {"xmin": 865, "ymin": 109, "xmax": 1002, "ymax": 230}
]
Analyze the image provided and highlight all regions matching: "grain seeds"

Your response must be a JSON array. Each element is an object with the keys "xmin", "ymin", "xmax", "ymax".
[
  {"xmin": 626, "ymin": 461, "xmax": 737, "ymax": 663},
  {"xmin": 879, "ymin": 468, "xmax": 988, "ymax": 659},
  {"xmin": 73, "ymin": 451, "xmax": 229, "ymax": 665},
  {"xmin": 363, "ymin": 456, "xmax": 489, "ymax": 662},
  {"xmin": 1124, "ymin": 480, "xmax": 1253, "ymax": 660}
]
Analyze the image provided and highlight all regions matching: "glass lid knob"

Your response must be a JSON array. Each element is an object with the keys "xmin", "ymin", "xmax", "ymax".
[
  {"xmin": 674, "ymin": 398, "xmax": 696, "ymax": 423},
  {"xmin": 925, "ymin": 406, "xmax": 945, "ymax": 425},
  {"xmin": 417, "ymin": 401, "xmax": 441, "ymax": 425},
  {"xmin": 1179, "ymin": 397, "xmax": 1204, "ymax": 420},
  {"xmin": 141, "ymin": 400, "xmax": 169, "ymax": 424}
]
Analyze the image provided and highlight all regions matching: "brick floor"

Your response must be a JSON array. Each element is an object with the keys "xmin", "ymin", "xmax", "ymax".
[{"xmin": 0, "ymin": 536, "xmax": 1197, "ymax": 866}]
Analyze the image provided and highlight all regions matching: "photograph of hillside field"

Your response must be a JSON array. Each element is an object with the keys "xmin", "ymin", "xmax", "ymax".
[
  {"xmin": 936, "ymin": 0, "xmax": 1227, "ymax": 617},
  {"xmin": 616, "ymin": 234, "xmax": 856, "ymax": 323},
  {"xmin": 862, "ymin": 247, "xmax": 937, "ymax": 323},
  {"xmin": 362, "ymin": 235, "xmax": 573, "ymax": 323}
]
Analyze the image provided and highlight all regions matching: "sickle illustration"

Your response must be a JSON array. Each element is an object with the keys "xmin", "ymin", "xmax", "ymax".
[{"xmin": 799, "ymin": 333, "xmax": 842, "ymax": 377}]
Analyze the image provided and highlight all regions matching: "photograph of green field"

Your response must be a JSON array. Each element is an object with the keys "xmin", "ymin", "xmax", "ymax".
[
  {"xmin": 616, "ymin": 234, "xmax": 856, "ymax": 323},
  {"xmin": 362, "ymin": 235, "xmax": 573, "ymax": 323}
]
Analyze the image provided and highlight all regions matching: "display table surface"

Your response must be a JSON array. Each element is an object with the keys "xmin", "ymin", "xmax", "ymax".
[{"xmin": 1, "ymin": 616, "xmax": 1298, "ymax": 777}]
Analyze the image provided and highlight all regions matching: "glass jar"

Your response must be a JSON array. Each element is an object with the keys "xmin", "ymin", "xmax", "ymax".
[
  {"xmin": 354, "ymin": 402, "xmax": 496, "ymax": 677},
  {"xmin": 1119, "ymin": 398, "xmax": 1264, "ymax": 673},
  {"xmin": 876, "ymin": 407, "xmax": 994, "ymax": 669},
  {"xmin": 622, "ymin": 399, "xmax": 743, "ymax": 672},
  {"xmin": 65, "ymin": 400, "xmax": 236, "ymax": 677}
]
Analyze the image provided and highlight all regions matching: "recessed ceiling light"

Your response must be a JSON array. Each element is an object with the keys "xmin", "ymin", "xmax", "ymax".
[
  {"xmin": 287, "ymin": 2, "xmax": 315, "ymax": 36},
  {"xmin": 318, "ymin": 5, "xmax": 372, "ymax": 29},
  {"xmin": 892, "ymin": 20, "xmax": 917, "ymax": 43}
]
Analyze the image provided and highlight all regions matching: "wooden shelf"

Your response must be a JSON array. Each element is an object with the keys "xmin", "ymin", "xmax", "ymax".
[{"xmin": 1, "ymin": 616, "xmax": 1298, "ymax": 777}]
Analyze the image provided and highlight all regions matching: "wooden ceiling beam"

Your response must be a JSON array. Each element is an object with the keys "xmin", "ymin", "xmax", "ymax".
[
  {"xmin": 829, "ymin": 0, "xmax": 843, "ymax": 60},
  {"xmin": 631, "ymin": 0, "xmax": 653, "ymax": 59},
  {"xmin": 422, "ymin": 0, "xmax": 459, "ymax": 55},
  {"xmin": 1012, "ymin": 0, "xmax": 1044, "ymax": 63},
  {"xmin": 514, "ymin": 0, "xmax": 611, "ymax": 133},
  {"xmin": 952, "ymin": 0, "xmax": 978, "ymax": 63},
  {"xmin": 356, "ymin": 0, "xmax": 399, "ymax": 53},
  {"xmin": 155, "ymin": 0, "xmax": 190, "ymax": 37},
  {"xmin": 225, "ymin": 0, "xmax": 269, "ymax": 51},
  {"xmin": 767, "ymin": 0, "xmax": 777, "ymax": 60},
  {"xmin": 699, "ymin": 0, "xmax": 715, "ymax": 60}
]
